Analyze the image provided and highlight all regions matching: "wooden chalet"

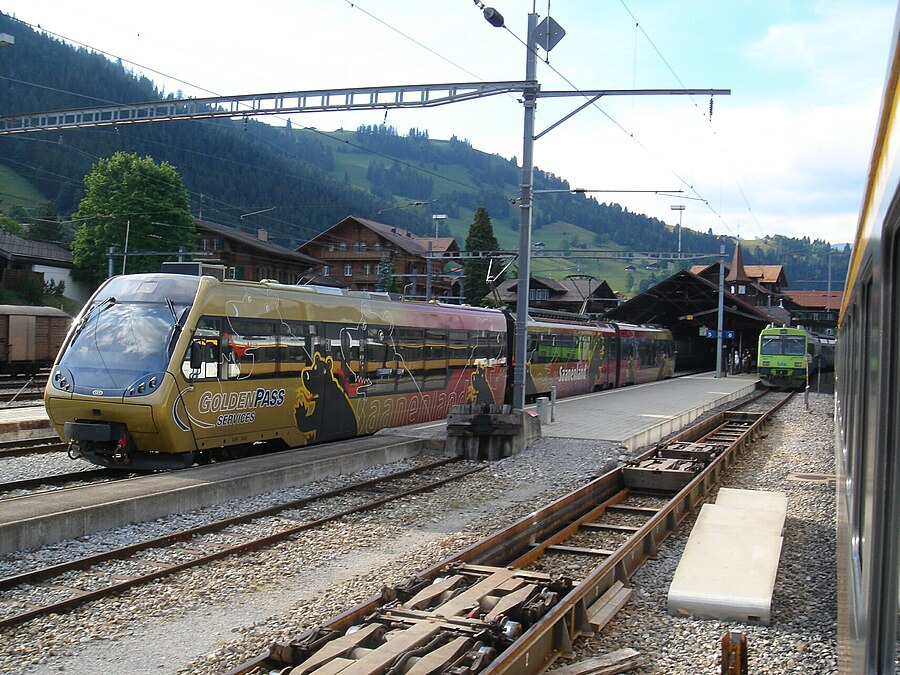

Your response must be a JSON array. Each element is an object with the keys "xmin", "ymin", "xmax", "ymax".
[
  {"xmin": 781, "ymin": 289, "xmax": 843, "ymax": 336},
  {"xmin": 690, "ymin": 242, "xmax": 790, "ymax": 323},
  {"xmin": 195, "ymin": 220, "xmax": 325, "ymax": 284},
  {"xmin": 296, "ymin": 216, "xmax": 461, "ymax": 300},
  {"xmin": 493, "ymin": 276, "xmax": 619, "ymax": 315}
]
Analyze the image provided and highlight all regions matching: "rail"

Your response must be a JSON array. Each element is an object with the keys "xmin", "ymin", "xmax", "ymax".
[{"xmin": 225, "ymin": 391, "xmax": 792, "ymax": 674}]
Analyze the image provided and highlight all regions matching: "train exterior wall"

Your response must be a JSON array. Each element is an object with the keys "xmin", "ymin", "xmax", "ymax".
[{"xmin": 0, "ymin": 305, "xmax": 70, "ymax": 374}]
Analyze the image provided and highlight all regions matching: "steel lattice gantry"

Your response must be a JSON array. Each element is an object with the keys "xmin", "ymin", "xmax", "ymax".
[{"xmin": 0, "ymin": 83, "xmax": 730, "ymax": 135}]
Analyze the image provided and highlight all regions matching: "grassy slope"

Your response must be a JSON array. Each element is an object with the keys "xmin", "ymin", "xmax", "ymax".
[{"xmin": 0, "ymin": 164, "xmax": 46, "ymax": 210}]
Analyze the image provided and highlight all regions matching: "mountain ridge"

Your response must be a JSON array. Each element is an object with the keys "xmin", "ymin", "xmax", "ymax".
[{"xmin": 0, "ymin": 11, "xmax": 848, "ymax": 291}]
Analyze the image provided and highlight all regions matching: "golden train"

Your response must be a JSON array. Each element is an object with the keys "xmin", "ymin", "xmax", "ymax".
[{"xmin": 44, "ymin": 273, "xmax": 674, "ymax": 470}]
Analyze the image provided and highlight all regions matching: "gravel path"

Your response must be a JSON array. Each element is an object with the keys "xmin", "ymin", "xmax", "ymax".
[{"xmin": 0, "ymin": 393, "xmax": 836, "ymax": 674}]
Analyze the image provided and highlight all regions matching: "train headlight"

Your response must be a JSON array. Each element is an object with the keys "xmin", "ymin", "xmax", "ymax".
[
  {"xmin": 124, "ymin": 372, "xmax": 165, "ymax": 397},
  {"xmin": 51, "ymin": 367, "xmax": 74, "ymax": 392}
]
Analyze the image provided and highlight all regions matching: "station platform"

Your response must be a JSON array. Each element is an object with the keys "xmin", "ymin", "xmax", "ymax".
[
  {"xmin": 0, "ymin": 372, "xmax": 758, "ymax": 555},
  {"xmin": 0, "ymin": 404, "xmax": 53, "ymax": 440},
  {"xmin": 540, "ymin": 373, "xmax": 758, "ymax": 451}
]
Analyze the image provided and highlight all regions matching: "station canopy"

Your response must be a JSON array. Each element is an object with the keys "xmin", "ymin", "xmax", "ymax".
[{"xmin": 603, "ymin": 270, "xmax": 773, "ymax": 338}]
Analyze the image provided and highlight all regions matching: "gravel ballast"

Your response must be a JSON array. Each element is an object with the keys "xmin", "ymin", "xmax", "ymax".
[{"xmin": 0, "ymin": 393, "xmax": 837, "ymax": 674}]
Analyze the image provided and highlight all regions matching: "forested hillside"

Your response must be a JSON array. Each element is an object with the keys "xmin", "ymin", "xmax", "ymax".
[{"xmin": 0, "ymin": 11, "xmax": 849, "ymax": 289}]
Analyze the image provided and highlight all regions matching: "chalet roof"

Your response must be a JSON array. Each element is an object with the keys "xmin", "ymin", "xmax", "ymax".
[
  {"xmin": 197, "ymin": 220, "xmax": 322, "ymax": 267},
  {"xmin": 726, "ymin": 242, "xmax": 751, "ymax": 283},
  {"xmin": 0, "ymin": 231, "xmax": 73, "ymax": 267},
  {"xmin": 690, "ymin": 261, "xmax": 787, "ymax": 287},
  {"xmin": 782, "ymin": 289, "xmax": 844, "ymax": 309},
  {"xmin": 301, "ymin": 216, "xmax": 462, "ymax": 260},
  {"xmin": 743, "ymin": 265, "xmax": 786, "ymax": 285},
  {"xmin": 495, "ymin": 276, "xmax": 614, "ymax": 303},
  {"xmin": 301, "ymin": 216, "xmax": 427, "ymax": 256},
  {"xmin": 605, "ymin": 270, "xmax": 773, "ymax": 330},
  {"xmin": 414, "ymin": 236, "xmax": 459, "ymax": 255}
]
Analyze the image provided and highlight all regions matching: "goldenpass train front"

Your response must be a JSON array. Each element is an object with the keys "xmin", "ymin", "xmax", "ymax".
[{"xmin": 44, "ymin": 273, "xmax": 509, "ymax": 470}]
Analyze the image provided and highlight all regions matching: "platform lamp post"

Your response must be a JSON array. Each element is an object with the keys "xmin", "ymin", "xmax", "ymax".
[
  {"xmin": 670, "ymin": 204, "xmax": 685, "ymax": 258},
  {"xmin": 432, "ymin": 214, "xmax": 447, "ymax": 238}
]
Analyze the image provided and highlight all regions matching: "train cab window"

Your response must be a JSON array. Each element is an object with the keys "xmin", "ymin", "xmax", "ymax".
[
  {"xmin": 183, "ymin": 316, "xmax": 223, "ymax": 380},
  {"xmin": 526, "ymin": 334, "xmax": 540, "ymax": 363}
]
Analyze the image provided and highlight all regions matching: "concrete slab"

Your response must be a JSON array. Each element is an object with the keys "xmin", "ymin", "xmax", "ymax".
[
  {"xmin": 667, "ymin": 528, "xmax": 783, "ymax": 625},
  {"xmin": 693, "ymin": 503, "xmax": 786, "ymax": 537},
  {"xmin": 716, "ymin": 487, "xmax": 788, "ymax": 521},
  {"xmin": 667, "ymin": 488, "xmax": 788, "ymax": 626}
]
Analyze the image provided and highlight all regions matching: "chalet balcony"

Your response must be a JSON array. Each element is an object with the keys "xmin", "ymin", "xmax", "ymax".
[{"xmin": 317, "ymin": 250, "xmax": 389, "ymax": 260}]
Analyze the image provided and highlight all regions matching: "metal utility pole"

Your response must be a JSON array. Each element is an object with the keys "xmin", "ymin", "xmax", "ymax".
[
  {"xmin": 716, "ymin": 244, "xmax": 725, "ymax": 378},
  {"xmin": 512, "ymin": 10, "xmax": 539, "ymax": 411},
  {"xmin": 671, "ymin": 204, "xmax": 685, "ymax": 258}
]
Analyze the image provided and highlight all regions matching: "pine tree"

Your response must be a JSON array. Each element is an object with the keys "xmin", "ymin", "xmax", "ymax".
[
  {"xmin": 464, "ymin": 207, "xmax": 501, "ymax": 306},
  {"xmin": 376, "ymin": 254, "xmax": 396, "ymax": 292},
  {"xmin": 30, "ymin": 201, "xmax": 63, "ymax": 242}
]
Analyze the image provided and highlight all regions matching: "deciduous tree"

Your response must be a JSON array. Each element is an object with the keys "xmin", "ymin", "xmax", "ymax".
[{"xmin": 71, "ymin": 152, "xmax": 195, "ymax": 288}]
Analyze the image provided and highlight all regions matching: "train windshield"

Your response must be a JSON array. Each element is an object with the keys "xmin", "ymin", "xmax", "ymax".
[
  {"xmin": 761, "ymin": 335, "xmax": 805, "ymax": 356},
  {"xmin": 58, "ymin": 275, "xmax": 200, "ymax": 389}
]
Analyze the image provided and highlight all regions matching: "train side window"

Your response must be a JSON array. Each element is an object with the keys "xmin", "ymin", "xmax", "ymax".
[
  {"xmin": 280, "ymin": 320, "xmax": 313, "ymax": 373},
  {"xmin": 363, "ymin": 326, "xmax": 395, "ymax": 395},
  {"xmin": 423, "ymin": 328, "xmax": 448, "ymax": 390},
  {"xmin": 325, "ymin": 322, "xmax": 365, "ymax": 388},
  {"xmin": 396, "ymin": 328, "xmax": 424, "ymax": 393},
  {"xmin": 448, "ymin": 330, "xmax": 470, "ymax": 371},
  {"xmin": 222, "ymin": 317, "xmax": 280, "ymax": 379},
  {"xmin": 851, "ymin": 279, "xmax": 872, "ymax": 574}
]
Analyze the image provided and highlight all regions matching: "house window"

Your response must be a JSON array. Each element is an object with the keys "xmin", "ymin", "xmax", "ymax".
[
  {"xmin": 322, "ymin": 265, "xmax": 330, "ymax": 277},
  {"xmin": 344, "ymin": 264, "xmax": 353, "ymax": 277},
  {"xmin": 737, "ymin": 285, "xmax": 746, "ymax": 295},
  {"xmin": 328, "ymin": 243, "xmax": 335, "ymax": 252},
  {"xmin": 529, "ymin": 288, "xmax": 549, "ymax": 301},
  {"xmin": 364, "ymin": 264, "xmax": 371, "ymax": 276},
  {"xmin": 353, "ymin": 242, "xmax": 360, "ymax": 252},
  {"xmin": 373, "ymin": 242, "xmax": 381, "ymax": 252},
  {"xmin": 339, "ymin": 243, "xmax": 348, "ymax": 252},
  {"xmin": 360, "ymin": 242, "xmax": 367, "ymax": 252}
]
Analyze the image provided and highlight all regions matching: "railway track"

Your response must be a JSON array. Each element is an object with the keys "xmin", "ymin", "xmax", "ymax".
[
  {"xmin": 0, "ymin": 435, "xmax": 65, "ymax": 459},
  {"xmin": 0, "ymin": 456, "xmax": 485, "ymax": 629},
  {"xmin": 0, "ymin": 468, "xmax": 129, "ymax": 495},
  {"xmin": 223, "ymin": 391, "xmax": 793, "ymax": 675}
]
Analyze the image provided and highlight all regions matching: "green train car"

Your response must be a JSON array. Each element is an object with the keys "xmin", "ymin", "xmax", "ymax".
[{"xmin": 756, "ymin": 325, "xmax": 834, "ymax": 389}]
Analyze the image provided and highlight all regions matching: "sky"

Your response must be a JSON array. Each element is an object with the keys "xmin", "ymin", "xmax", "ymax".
[{"xmin": 1, "ymin": 0, "xmax": 896, "ymax": 245}]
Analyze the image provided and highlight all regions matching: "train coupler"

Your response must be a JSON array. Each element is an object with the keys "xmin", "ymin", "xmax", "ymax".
[{"xmin": 67, "ymin": 442, "xmax": 84, "ymax": 460}]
